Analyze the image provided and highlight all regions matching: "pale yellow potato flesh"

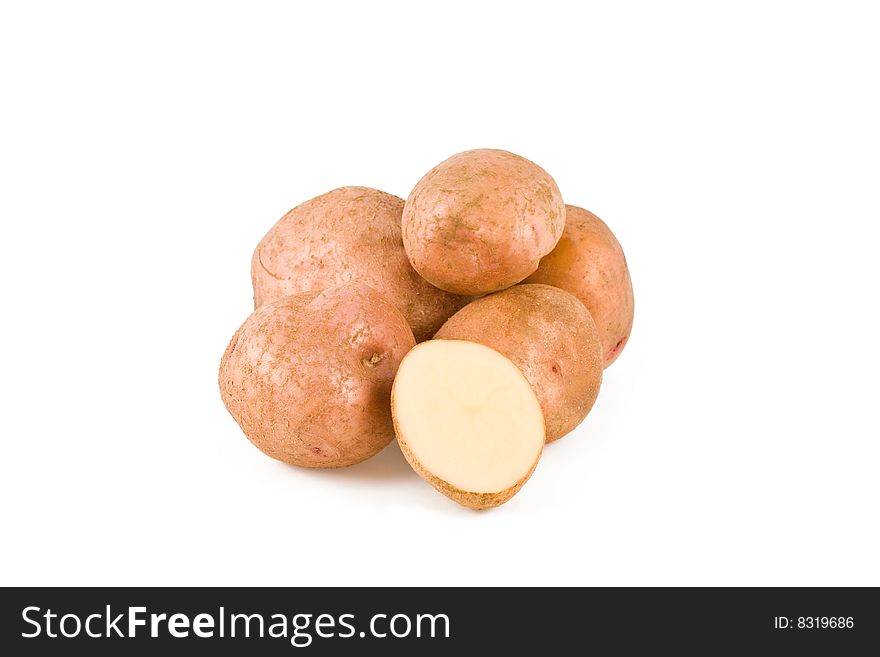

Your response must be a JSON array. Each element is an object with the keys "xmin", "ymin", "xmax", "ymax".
[{"xmin": 392, "ymin": 340, "xmax": 545, "ymax": 509}]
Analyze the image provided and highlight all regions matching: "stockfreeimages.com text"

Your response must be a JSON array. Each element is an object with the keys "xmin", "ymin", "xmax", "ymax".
[{"xmin": 22, "ymin": 605, "xmax": 450, "ymax": 647}]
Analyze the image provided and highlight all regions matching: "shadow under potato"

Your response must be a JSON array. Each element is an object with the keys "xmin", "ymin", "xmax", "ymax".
[{"xmin": 280, "ymin": 441, "xmax": 415, "ymax": 483}]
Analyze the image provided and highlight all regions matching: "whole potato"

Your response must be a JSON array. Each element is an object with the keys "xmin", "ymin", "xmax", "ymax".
[
  {"xmin": 525, "ymin": 205, "xmax": 634, "ymax": 367},
  {"xmin": 435, "ymin": 284, "xmax": 602, "ymax": 442},
  {"xmin": 402, "ymin": 149, "xmax": 565, "ymax": 295},
  {"xmin": 219, "ymin": 283, "xmax": 416, "ymax": 468},
  {"xmin": 252, "ymin": 186, "xmax": 468, "ymax": 342}
]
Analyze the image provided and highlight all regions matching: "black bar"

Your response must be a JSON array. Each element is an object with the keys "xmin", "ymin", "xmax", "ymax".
[{"xmin": 1, "ymin": 587, "xmax": 877, "ymax": 654}]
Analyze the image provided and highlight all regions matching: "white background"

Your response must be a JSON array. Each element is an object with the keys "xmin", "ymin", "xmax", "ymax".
[{"xmin": 2, "ymin": 1, "xmax": 878, "ymax": 586}]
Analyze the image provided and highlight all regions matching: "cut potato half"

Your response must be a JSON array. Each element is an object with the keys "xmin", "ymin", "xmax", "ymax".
[{"xmin": 391, "ymin": 339, "xmax": 545, "ymax": 509}]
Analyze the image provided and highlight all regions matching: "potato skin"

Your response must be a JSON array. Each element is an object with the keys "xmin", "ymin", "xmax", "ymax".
[
  {"xmin": 252, "ymin": 186, "xmax": 468, "ymax": 342},
  {"xmin": 525, "ymin": 205, "xmax": 634, "ymax": 367},
  {"xmin": 402, "ymin": 149, "xmax": 565, "ymax": 295},
  {"xmin": 219, "ymin": 283, "xmax": 416, "ymax": 468},
  {"xmin": 434, "ymin": 284, "xmax": 602, "ymax": 442}
]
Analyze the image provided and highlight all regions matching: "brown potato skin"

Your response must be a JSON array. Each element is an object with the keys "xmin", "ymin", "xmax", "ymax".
[
  {"xmin": 525, "ymin": 205, "xmax": 634, "ymax": 367},
  {"xmin": 252, "ymin": 186, "xmax": 468, "ymax": 342},
  {"xmin": 219, "ymin": 283, "xmax": 416, "ymax": 468},
  {"xmin": 435, "ymin": 284, "xmax": 602, "ymax": 442},
  {"xmin": 402, "ymin": 149, "xmax": 565, "ymax": 295}
]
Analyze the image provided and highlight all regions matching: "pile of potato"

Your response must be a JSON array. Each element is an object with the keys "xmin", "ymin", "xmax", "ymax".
[{"xmin": 220, "ymin": 149, "xmax": 633, "ymax": 509}]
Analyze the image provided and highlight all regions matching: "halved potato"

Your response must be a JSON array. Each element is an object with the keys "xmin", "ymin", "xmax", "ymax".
[{"xmin": 391, "ymin": 339, "xmax": 545, "ymax": 509}]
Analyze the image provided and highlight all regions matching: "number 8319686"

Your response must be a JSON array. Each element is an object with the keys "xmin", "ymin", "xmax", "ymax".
[{"xmin": 774, "ymin": 616, "xmax": 854, "ymax": 629}]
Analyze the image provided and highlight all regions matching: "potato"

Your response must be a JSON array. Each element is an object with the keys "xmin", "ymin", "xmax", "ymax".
[
  {"xmin": 219, "ymin": 283, "xmax": 416, "ymax": 468},
  {"xmin": 392, "ymin": 340, "xmax": 545, "ymax": 509},
  {"xmin": 252, "ymin": 186, "xmax": 468, "ymax": 342},
  {"xmin": 434, "ymin": 284, "xmax": 602, "ymax": 442},
  {"xmin": 402, "ymin": 149, "xmax": 565, "ymax": 295},
  {"xmin": 525, "ymin": 205, "xmax": 634, "ymax": 367}
]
